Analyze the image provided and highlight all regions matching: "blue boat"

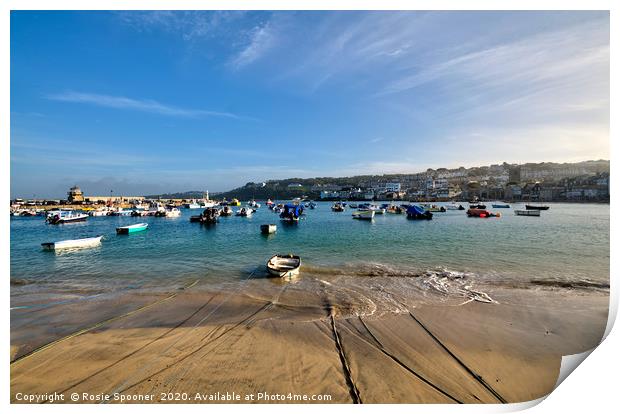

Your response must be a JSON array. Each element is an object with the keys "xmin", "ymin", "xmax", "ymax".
[
  {"xmin": 280, "ymin": 204, "xmax": 304, "ymax": 222},
  {"xmin": 406, "ymin": 205, "xmax": 433, "ymax": 220},
  {"xmin": 491, "ymin": 204, "xmax": 510, "ymax": 208}
]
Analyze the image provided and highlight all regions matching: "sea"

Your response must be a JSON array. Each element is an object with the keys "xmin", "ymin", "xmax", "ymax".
[{"xmin": 10, "ymin": 202, "xmax": 610, "ymax": 314}]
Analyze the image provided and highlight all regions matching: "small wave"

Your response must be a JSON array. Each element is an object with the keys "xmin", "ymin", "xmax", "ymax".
[{"xmin": 529, "ymin": 279, "xmax": 610, "ymax": 290}]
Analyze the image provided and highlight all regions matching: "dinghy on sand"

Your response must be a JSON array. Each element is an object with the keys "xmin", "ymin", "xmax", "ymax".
[{"xmin": 266, "ymin": 254, "xmax": 301, "ymax": 278}]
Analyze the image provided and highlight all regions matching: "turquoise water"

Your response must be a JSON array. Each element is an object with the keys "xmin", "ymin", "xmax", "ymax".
[{"xmin": 10, "ymin": 202, "xmax": 609, "ymax": 300}]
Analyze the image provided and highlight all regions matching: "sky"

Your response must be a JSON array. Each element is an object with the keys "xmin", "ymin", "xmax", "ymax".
[{"xmin": 10, "ymin": 11, "xmax": 610, "ymax": 198}]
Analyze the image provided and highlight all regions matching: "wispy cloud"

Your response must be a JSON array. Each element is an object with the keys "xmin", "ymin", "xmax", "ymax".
[
  {"xmin": 46, "ymin": 91, "xmax": 254, "ymax": 120},
  {"xmin": 229, "ymin": 22, "xmax": 277, "ymax": 69}
]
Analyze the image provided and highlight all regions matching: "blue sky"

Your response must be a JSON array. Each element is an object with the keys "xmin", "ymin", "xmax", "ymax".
[{"xmin": 10, "ymin": 11, "xmax": 609, "ymax": 198}]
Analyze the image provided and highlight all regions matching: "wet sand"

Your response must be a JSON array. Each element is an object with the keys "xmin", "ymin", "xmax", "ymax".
[{"xmin": 10, "ymin": 281, "xmax": 609, "ymax": 404}]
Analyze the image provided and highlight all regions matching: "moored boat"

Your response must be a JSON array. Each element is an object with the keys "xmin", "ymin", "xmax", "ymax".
[
  {"xmin": 406, "ymin": 205, "xmax": 433, "ymax": 220},
  {"xmin": 352, "ymin": 210, "xmax": 375, "ymax": 220},
  {"xmin": 42, "ymin": 235, "xmax": 103, "ymax": 250},
  {"xmin": 116, "ymin": 223, "xmax": 149, "ymax": 234},
  {"xmin": 491, "ymin": 203, "xmax": 511, "ymax": 208},
  {"xmin": 331, "ymin": 203, "xmax": 345, "ymax": 212},
  {"xmin": 446, "ymin": 203, "xmax": 465, "ymax": 210},
  {"xmin": 515, "ymin": 209, "xmax": 541, "ymax": 217},
  {"xmin": 525, "ymin": 204, "xmax": 550, "ymax": 210},
  {"xmin": 220, "ymin": 206, "xmax": 233, "ymax": 216},
  {"xmin": 467, "ymin": 208, "xmax": 500, "ymax": 218},
  {"xmin": 236, "ymin": 207, "xmax": 254, "ymax": 217},
  {"xmin": 46, "ymin": 211, "xmax": 88, "ymax": 224},
  {"xmin": 261, "ymin": 224, "xmax": 277, "ymax": 234},
  {"xmin": 266, "ymin": 254, "xmax": 301, "ymax": 278},
  {"xmin": 420, "ymin": 203, "xmax": 446, "ymax": 213},
  {"xmin": 280, "ymin": 204, "xmax": 304, "ymax": 222}
]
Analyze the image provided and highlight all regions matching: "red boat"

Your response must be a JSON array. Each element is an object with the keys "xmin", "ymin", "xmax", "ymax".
[{"xmin": 466, "ymin": 208, "xmax": 500, "ymax": 218}]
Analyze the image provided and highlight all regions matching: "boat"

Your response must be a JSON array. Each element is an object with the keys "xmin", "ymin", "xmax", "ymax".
[
  {"xmin": 420, "ymin": 203, "xmax": 446, "ymax": 213},
  {"xmin": 156, "ymin": 207, "xmax": 181, "ymax": 218},
  {"xmin": 308, "ymin": 202, "xmax": 317, "ymax": 209},
  {"xmin": 191, "ymin": 207, "xmax": 220, "ymax": 224},
  {"xmin": 42, "ymin": 235, "xmax": 103, "ymax": 250},
  {"xmin": 331, "ymin": 203, "xmax": 345, "ymax": 212},
  {"xmin": 446, "ymin": 203, "xmax": 465, "ymax": 210},
  {"xmin": 280, "ymin": 204, "xmax": 304, "ymax": 222},
  {"xmin": 466, "ymin": 208, "xmax": 501, "ymax": 218},
  {"xmin": 469, "ymin": 204, "xmax": 487, "ymax": 209},
  {"xmin": 130, "ymin": 209, "xmax": 150, "ymax": 217},
  {"xmin": 261, "ymin": 224, "xmax": 277, "ymax": 234},
  {"xmin": 236, "ymin": 207, "xmax": 254, "ymax": 217},
  {"xmin": 525, "ymin": 204, "xmax": 550, "ymax": 210},
  {"xmin": 348, "ymin": 203, "xmax": 359, "ymax": 209},
  {"xmin": 220, "ymin": 206, "xmax": 233, "ymax": 216},
  {"xmin": 491, "ymin": 203, "xmax": 511, "ymax": 208},
  {"xmin": 406, "ymin": 205, "xmax": 433, "ymax": 220},
  {"xmin": 266, "ymin": 254, "xmax": 301, "ymax": 278},
  {"xmin": 515, "ymin": 210, "xmax": 541, "ymax": 217},
  {"xmin": 184, "ymin": 202, "xmax": 201, "ymax": 209},
  {"xmin": 46, "ymin": 211, "xmax": 88, "ymax": 224},
  {"xmin": 89, "ymin": 208, "xmax": 110, "ymax": 217},
  {"xmin": 266, "ymin": 199, "xmax": 274, "ymax": 207},
  {"xmin": 230, "ymin": 198, "xmax": 241, "ymax": 207},
  {"xmin": 352, "ymin": 210, "xmax": 375, "ymax": 220},
  {"xmin": 248, "ymin": 200, "xmax": 261, "ymax": 208},
  {"xmin": 116, "ymin": 223, "xmax": 149, "ymax": 234},
  {"xmin": 385, "ymin": 204, "xmax": 404, "ymax": 214}
]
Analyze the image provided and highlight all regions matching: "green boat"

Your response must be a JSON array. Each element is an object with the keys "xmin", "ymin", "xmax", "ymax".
[{"xmin": 116, "ymin": 223, "xmax": 149, "ymax": 234}]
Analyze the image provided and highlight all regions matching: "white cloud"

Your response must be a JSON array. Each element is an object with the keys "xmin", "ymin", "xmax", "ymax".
[
  {"xmin": 46, "ymin": 91, "xmax": 252, "ymax": 120},
  {"xmin": 229, "ymin": 23, "xmax": 277, "ymax": 69}
]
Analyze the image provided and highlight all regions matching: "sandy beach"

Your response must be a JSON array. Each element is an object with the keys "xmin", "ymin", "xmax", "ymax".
[{"xmin": 10, "ymin": 277, "xmax": 609, "ymax": 404}]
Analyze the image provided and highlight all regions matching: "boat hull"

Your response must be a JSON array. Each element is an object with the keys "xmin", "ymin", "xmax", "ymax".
[
  {"xmin": 515, "ymin": 210, "xmax": 541, "ymax": 216},
  {"xmin": 525, "ymin": 205, "xmax": 550, "ymax": 210},
  {"xmin": 116, "ymin": 223, "xmax": 149, "ymax": 234},
  {"xmin": 42, "ymin": 235, "xmax": 103, "ymax": 250},
  {"xmin": 266, "ymin": 254, "xmax": 301, "ymax": 278}
]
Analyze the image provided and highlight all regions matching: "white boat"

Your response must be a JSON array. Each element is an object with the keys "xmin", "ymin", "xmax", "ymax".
[
  {"xmin": 165, "ymin": 208, "xmax": 181, "ymax": 217},
  {"xmin": 352, "ymin": 210, "xmax": 375, "ymax": 220},
  {"xmin": 445, "ymin": 203, "xmax": 462, "ymax": 210},
  {"xmin": 41, "ymin": 235, "xmax": 103, "ymax": 251},
  {"xmin": 236, "ymin": 207, "xmax": 254, "ymax": 217},
  {"xmin": 89, "ymin": 208, "xmax": 109, "ymax": 217},
  {"xmin": 184, "ymin": 202, "xmax": 201, "ymax": 209},
  {"xmin": 248, "ymin": 200, "xmax": 261, "ymax": 208},
  {"xmin": 515, "ymin": 210, "xmax": 540, "ymax": 217},
  {"xmin": 199, "ymin": 201, "xmax": 216, "ymax": 208},
  {"xmin": 266, "ymin": 254, "xmax": 301, "ymax": 277},
  {"xmin": 46, "ymin": 211, "xmax": 88, "ymax": 224}
]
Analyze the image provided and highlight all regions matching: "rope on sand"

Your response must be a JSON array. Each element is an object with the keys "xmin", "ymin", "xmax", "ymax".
[
  {"xmin": 401, "ymin": 304, "xmax": 508, "ymax": 404},
  {"xmin": 10, "ymin": 279, "xmax": 200, "ymax": 366}
]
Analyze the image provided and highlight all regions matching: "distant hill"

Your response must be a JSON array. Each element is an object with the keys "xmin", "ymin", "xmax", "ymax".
[{"xmin": 143, "ymin": 190, "xmax": 208, "ymax": 199}]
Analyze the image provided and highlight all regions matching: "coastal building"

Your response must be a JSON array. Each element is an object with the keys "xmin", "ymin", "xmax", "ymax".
[{"xmin": 67, "ymin": 186, "xmax": 84, "ymax": 203}]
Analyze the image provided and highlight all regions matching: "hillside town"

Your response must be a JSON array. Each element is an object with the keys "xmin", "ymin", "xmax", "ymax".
[{"xmin": 10, "ymin": 160, "xmax": 610, "ymax": 209}]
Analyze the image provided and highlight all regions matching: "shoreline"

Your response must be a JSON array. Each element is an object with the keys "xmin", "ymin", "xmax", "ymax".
[{"xmin": 10, "ymin": 279, "xmax": 609, "ymax": 403}]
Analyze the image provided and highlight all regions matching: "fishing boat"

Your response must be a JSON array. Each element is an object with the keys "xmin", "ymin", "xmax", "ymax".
[
  {"xmin": 41, "ymin": 235, "xmax": 103, "ymax": 250},
  {"xmin": 331, "ymin": 203, "xmax": 345, "ymax": 212},
  {"xmin": 184, "ymin": 202, "xmax": 201, "ymax": 209},
  {"xmin": 406, "ymin": 205, "xmax": 433, "ymax": 220},
  {"xmin": 466, "ymin": 208, "xmax": 501, "ymax": 218},
  {"xmin": 89, "ymin": 208, "xmax": 110, "ymax": 217},
  {"xmin": 46, "ymin": 211, "xmax": 88, "ymax": 224},
  {"xmin": 280, "ymin": 204, "xmax": 304, "ymax": 222},
  {"xmin": 491, "ymin": 203, "xmax": 511, "ymax": 208},
  {"xmin": 116, "ymin": 223, "xmax": 149, "ymax": 234},
  {"xmin": 261, "ymin": 224, "xmax": 277, "ymax": 234},
  {"xmin": 515, "ymin": 210, "xmax": 541, "ymax": 217},
  {"xmin": 525, "ymin": 204, "xmax": 550, "ymax": 210},
  {"xmin": 352, "ymin": 210, "xmax": 375, "ymax": 220},
  {"xmin": 266, "ymin": 254, "xmax": 301, "ymax": 278},
  {"xmin": 193, "ymin": 207, "xmax": 220, "ymax": 224},
  {"xmin": 236, "ymin": 207, "xmax": 254, "ymax": 217},
  {"xmin": 220, "ymin": 206, "xmax": 233, "ymax": 216}
]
